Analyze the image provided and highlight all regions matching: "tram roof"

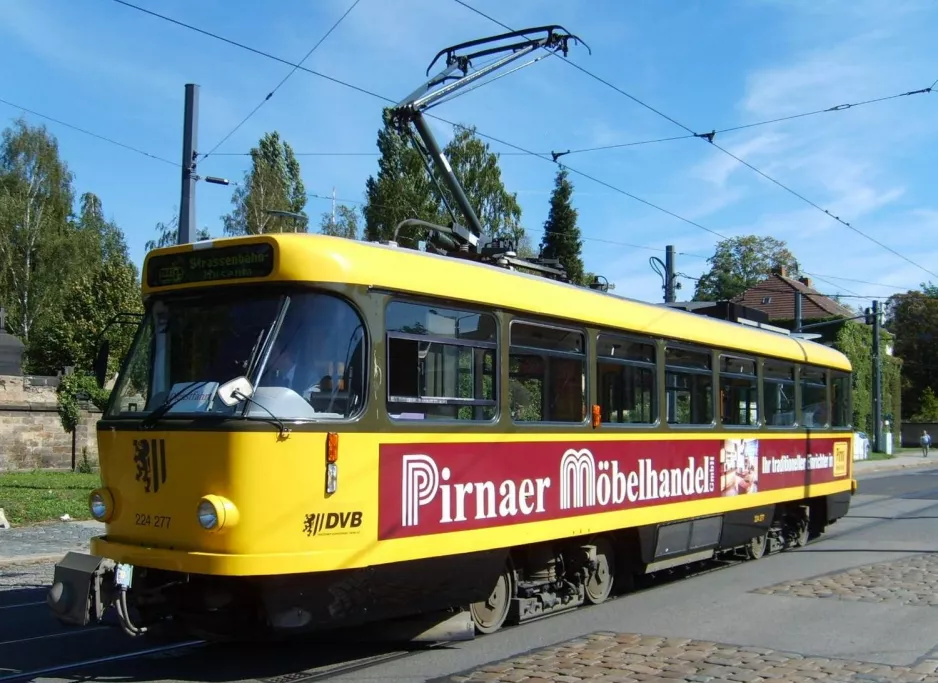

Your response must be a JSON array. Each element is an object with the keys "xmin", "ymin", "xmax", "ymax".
[{"xmin": 142, "ymin": 233, "xmax": 852, "ymax": 371}]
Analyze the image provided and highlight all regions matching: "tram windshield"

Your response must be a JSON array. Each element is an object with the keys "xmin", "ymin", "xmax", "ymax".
[{"xmin": 106, "ymin": 290, "xmax": 366, "ymax": 421}]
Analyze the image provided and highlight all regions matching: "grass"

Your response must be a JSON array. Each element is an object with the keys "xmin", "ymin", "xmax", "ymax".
[{"xmin": 0, "ymin": 470, "xmax": 100, "ymax": 526}]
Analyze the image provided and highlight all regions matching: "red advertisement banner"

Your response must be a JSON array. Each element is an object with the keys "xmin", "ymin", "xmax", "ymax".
[{"xmin": 378, "ymin": 437, "xmax": 850, "ymax": 540}]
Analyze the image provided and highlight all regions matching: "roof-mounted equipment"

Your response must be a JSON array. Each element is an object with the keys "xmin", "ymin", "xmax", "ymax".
[{"xmin": 389, "ymin": 26, "xmax": 590, "ymax": 282}]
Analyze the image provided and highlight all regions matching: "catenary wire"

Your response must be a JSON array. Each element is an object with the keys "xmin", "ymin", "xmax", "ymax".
[
  {"xmin": 801, "ymin": 272, "xmax": 916, "ymax": 292},
  {"xmin": 3, "ymin": 82, "xmax": 913, "ymax": 295},
  {"xmin": 107, "ymin": 0, "xmax": 925, "ymax": 288},
  {"xmin": 199, "ymin": 0, "xmax": 362, "ymax": 160},
  {"xmin": 706, "ymin": 139, "xmax": 938, "ymax": 279},
  {"xmin": 450, "ymin": 0, "xmax": 938, "ymax": 280},
  {"xmin": 206, "ymin": 180, "xmax": 910, "ymax": 297},
  {"xmin": 216, "ymin": 178, "xmax": 695, "ymax": 256},
  {"xmin": 0, "ymin": 96, "xmax": 178, "ymax": 167},
  {"xmin": 109, "ymin": 0, "xmax": 395, "ymax": 105},
  {"xmin": 107, "ymin": 0, "xmax": 728, "ymax": 240}
]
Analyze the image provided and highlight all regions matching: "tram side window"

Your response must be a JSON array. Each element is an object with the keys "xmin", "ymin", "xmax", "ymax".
[
  {"xmin": 763, "ymin": 360, "xmax": 795, "ymax": 426},
  {"xmin": 720, "ymin": 355, "xmax": 758, "ymax": 426},
  {"xmin": 831, "ymin": 370, "xmax": 851, "ymax": 428},
  {"xmin": 509, "ymin": 322, "xmax": 586, "ymax": 423},
  {"xmin": 385, "ymin": 301, "xmax": 497, "ymax": 421},
  {"xmin": 596, "ymin": 334, "xmax": 656, "ymax": 424},
  {"xmin": 801, "ymin": 365, "xmax": 829, "ymax": 428},
  {"xmin": 665, "ymin": 345, "xmax": 713, "ymax": 425}
]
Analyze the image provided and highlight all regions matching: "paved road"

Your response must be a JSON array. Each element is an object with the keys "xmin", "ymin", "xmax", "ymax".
[{"xmin": 4, "ymin": 465, "xmax": 938, "ymax": 682}]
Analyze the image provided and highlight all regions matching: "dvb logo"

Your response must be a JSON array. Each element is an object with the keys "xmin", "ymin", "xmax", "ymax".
[{"xmin": 303, "ymin": 511, "xmax": 363, "ymax": 537}]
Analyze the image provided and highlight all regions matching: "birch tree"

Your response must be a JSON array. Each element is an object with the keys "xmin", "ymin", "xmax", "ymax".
[{"xmin": 0, "ymin": 118, "xmax": 75, "ymax": 349}]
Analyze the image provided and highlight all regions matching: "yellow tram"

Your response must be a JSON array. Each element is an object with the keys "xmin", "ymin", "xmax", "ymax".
[{"xmin": 48, "ymin": 232, "xmax": 855, "ymax": 640}]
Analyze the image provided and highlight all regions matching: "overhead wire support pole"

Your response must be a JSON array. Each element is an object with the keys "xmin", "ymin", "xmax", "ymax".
[
  {"xmin": 872, "ymin": 300, "xmax": 883, "ymax": 453},
  {"xmin": 389, "ymin": 25, "xmax": 588, "ymax": 246},
  {"xmin": 178, "ymin": 83, "xmax": 199, "ymax": 245},
  {"xmin": 664, "ymin": 245, "xmax": 676, "ymax": 303}
]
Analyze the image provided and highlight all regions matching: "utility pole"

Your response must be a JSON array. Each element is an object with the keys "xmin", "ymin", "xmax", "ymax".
[
  {"xmin": 178, "ymin": 83, "xmax": 199, "ymax": 245},
  {"xmin": 332, "ymin": 187, "xmax": 336, "ymax": 229},
  {"xmin": 872, "ymin": 299, "xmax": 883, "ymax": 452},
  {"xmin": 664, "ymin": 245, "xmax": 676, "ymax": 303}
]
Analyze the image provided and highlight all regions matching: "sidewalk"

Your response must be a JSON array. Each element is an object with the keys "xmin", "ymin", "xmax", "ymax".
[
  {"xmin": 0, "ymin": 519, "xmax": 102, "ymax": 568},
  {"xmin": 853, "ymin": 452, "xmax": 938, "ymax": 475}
]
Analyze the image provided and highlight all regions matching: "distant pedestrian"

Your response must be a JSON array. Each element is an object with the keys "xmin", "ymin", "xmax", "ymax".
[{"xmin": 921, "ymin": 430, "xmax": 932, "ymax": 458}]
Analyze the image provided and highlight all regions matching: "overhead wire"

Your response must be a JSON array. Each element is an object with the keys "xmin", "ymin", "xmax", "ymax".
[
  {"xmin": 0, "ymin": 96, "xmax": 179, "ymax": 167},
  {"xmin": 199, "ymin": 0, "xmax": 362, "ymax": 160},
  {"xmin": 104, "ymin": 0, "xmax": 930, "ymax": 289},
  {"xmin": 107, "ymin": 0, "xmax": 729, "ymax": 240},
  {"xmin": 215, "ymin": 177, "xmax": 693, "ymax": 256},
  {"xmin": 800, "ymin": 272, "xmax": 916, "ymax": 292},
  {"xmin": 450, "ymin": 0, "xmax": 938, "ymax": 281}
]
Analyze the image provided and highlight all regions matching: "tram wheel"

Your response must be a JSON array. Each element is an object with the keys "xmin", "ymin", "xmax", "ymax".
[
  {"xmin": 470, "ymin": 563, "xmax": 514, "ymax": 634},
  {"xmin": 745, "ymin": 533, "xmax": 768, "ymax": 560},
  {"xmin": 585, "ymin": 536, "xmax": 616, "ymax": 605}
]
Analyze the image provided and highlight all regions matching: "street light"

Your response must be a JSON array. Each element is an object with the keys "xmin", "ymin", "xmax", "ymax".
[{"xmin": 264, "ymin": 209, "xmax": 308, "ymax": 233}]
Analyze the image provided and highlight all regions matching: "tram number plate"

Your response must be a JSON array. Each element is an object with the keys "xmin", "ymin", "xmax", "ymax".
[{"xmin": 135, "ymin": 513, "xmax": 171, "ymax": 528}]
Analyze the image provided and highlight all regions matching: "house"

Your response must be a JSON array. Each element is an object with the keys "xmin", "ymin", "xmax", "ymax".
[{"xmin": 731, "ymin": 267, "xmax": 857, "ymax": 343}]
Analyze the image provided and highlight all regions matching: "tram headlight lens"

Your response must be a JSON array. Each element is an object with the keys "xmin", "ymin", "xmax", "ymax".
[
  {"xmin": 88, "ymin": 488, "xmax": 113, "ymax": 522},
  {"xmin": 197, "ymin": 495, "xmax": 239, "ymax": 531},
  {"xmin": 198, "ymin": 499, "xmax": 219, "ymax": 529}
]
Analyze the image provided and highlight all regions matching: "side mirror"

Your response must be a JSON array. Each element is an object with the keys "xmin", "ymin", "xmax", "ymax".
[
  {"xmin": 217, "ymin": 376, "xmax": 255, "ymax": 407},
  {"xmin": 93, "ymin": 340, "xmax": 110, "ymax": 388}
]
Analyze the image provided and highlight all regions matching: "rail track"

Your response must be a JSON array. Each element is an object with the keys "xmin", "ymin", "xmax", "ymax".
[{"xmin": 0, "ymin": 502, "xmax": 894, "ymax": 683}]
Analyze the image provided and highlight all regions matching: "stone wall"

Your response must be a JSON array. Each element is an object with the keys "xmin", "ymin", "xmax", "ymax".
[{"xmin": 0, "ymin": 374, "xmax": 100, "ymax": 471}]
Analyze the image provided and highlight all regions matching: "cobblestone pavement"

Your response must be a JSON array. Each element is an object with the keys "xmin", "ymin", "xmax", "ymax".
[
  {"xmin": 0, "ymin": 519, "xmax": 101, "ymax": 565},
  {"xmin": 443, "ymin": 632, "xmax": 938, "ymax": 683},
  {"xmin": 751, "ymin": 553, "xmax": 938, "ymax": 607}
]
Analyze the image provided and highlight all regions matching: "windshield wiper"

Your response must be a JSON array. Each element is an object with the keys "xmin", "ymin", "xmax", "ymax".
[{"xmin": 140, "ymin": 381, "xmax": 213, "ymax": 429}]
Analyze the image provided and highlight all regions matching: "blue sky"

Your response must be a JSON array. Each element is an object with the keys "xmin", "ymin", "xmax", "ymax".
[{"xmin": 2, "ymin": 0, "xmax": 936, "ymax": 305}]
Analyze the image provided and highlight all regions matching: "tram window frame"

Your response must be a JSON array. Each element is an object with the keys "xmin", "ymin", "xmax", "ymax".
[
  {"xmin": 595, "ymin": 333, "xmax": 657, "ymax": 426},
  {"xmin": 509, "ymin": 319, "xmax": 587, "ymax": 425},
  {"xmin": 831, "ymin": 370, "xmax": 852, "ymax": 429},
  {"xmin": 719, "ymin": 354, "xmax": 759, "ymax": 427},
  {"xmin": 384, "ymin": 300, "xmax": 499, "ymax": 423},
  {"xmin": 763, "ymin": 359, "xmax": 796, "ymax": 428},
  {"xmin": 664, "ymin": 343, "xmax": 714, "ymax": 427},
  {"xmin": 800, "ymin": 365, "xmax": 830, "ymax": 429}
]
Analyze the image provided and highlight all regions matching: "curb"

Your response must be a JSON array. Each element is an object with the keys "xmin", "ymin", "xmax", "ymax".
[{"xmin": 854, "ymin": 458, "xmax": 938, "ymax": 476}]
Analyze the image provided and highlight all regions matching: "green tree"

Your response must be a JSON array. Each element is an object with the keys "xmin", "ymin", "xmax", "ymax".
[
  {"xmin": 911, "ymin": 386, "xmax": 938, "ymax": 423},
  {"xmin": 0, "ymin": 118, "xmax": 76, "ymax": 354},
  {"xmin": 362, "ymin": 112, "xmax": 527, "ymax": 250},
  {"xmin": 145, "ymin": 210, "xmax": 210, "ymax": 251},
  {"xmin": 320, "ymin": 204, "xmax": 360, "ymax": 239},
  {"xmin": 363, "ymin": 109, "xmax": 440, "ymax": 246},
  {"xmin": 222, "ymin": 132, "xmax": 307, "ymax": 236},
  {"xmin": 834, "ymin": 321, "xmax": 902, "ymax": 437},
  {"xmin": 694, "ymin": 235, "xmax": 800, "ymax": 302},
  {"xmin": 439, "ymin": 125, "xmax": 523, "ymax": 244},
  {"xmin": 30, "ymin": 193, "xmax": 142, "ymax": 377},
  {"xmin": 539, "ymin": 167, "xmax": 585, "ymax": 285},
  {"xmin": 885, "ymin": 286, "xmax": 938, "ymax": 420}
]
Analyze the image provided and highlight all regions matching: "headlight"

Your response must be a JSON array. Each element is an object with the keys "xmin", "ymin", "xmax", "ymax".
[
  {"xmin": 197, "ymin": 495, "xmax": 239, "ymax": 531},
  {"xmin": 197, "ymin": 499, "xmax": 218, "ymax": 529},
  {"xmin": 88, "ymin": 488, "xmax": 114, "ymax": 522}
]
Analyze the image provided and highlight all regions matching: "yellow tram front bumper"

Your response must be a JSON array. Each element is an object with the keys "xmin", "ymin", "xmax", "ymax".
[{"xmin": 89, "ymin": 535, "xmax": 355, "ymax": 576}]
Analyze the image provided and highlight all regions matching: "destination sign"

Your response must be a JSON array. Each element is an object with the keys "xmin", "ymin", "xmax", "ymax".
[{"xmin": 146, "ymin": 243, "xmax": 275, "ymax": 287}]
